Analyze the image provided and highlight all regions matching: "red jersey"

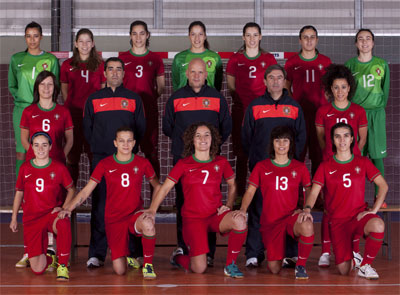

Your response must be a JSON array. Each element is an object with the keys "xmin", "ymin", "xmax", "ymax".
[
  {"xmin": 168, "ymin": 155, "xmax": 234, "ymax": 218},
  {"xmin": 90, "ymin": 154, "xmax": 155, "ymax": 223},
  {"xmin": 285, "ymin": 53, "xmax": 332, "ymax": 112},
  {"xmin": 20, "ymin": 103, "xmax": 73, "ymax": 163},
  {"xmin": 60, "ymin": 58, "xmax": 105, "ymax": 110},
  {"xmin": 16, "ymin": 159, "xmax": 73, "ymax": 223},
  {"xmin": 315, "ymin": 102, "xmax": 368, "ymax": 160},
  {"xmin": 226, "ymin": 52, "xmax": 277, "ymax": 109},
  {"xmin": 118, "ymin": 50, "xmax": 164, "ymax": 105},
  {"xmin": 313, "ymin": 155, "xmax": 380, "ymax": 219},
  {"xmin": 248, "ymin": 159, "xmax": 311, "ymax": 225}
]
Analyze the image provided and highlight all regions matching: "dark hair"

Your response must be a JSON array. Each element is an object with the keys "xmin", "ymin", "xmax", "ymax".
[
  {"xmin": 104, "ymin": 57, "xmax": 124, "ymax": 71},
  {"xmin": 115, "ymin": 126, "xmax": 134, "ymax": 139},
  {"xmin": 25, "ymin": 21, "xmax": 42, "ymax": 35},
  {"xmin": 237, "ymin": 22, "xmax": 266, "ymax": 53},
  {"xmin": 299, "ymin": 25, "xmax": 319, "ymax": 54},
  {"xmin": 129, "ymin": 20, "xmax": 150, "ymax": 47},
  {"xmin": 188, "ymin": 21, "xmax": 209, "ymax": 50},
  {"xmin": 268, "ymin": 126, "xmax": 295, "ymax": 159},
  {"xmin": 32, "ymin": 71, "xmax": 60, "ymax": 104},
  {"xmin": 70, "ymin": 28, "xmax": 102, "ymax": 72},
  {"xmin": 355, "ymin": 28, "xmax": 375, "ymax": 56},
  {"xmin": 322, "ymin": 64, "xmax": 356, "ymax": 102},
  {"xmin": 264, "ymin": 64, "xmax": 287, "ymax": 79},
  {"xmin": 182, "ymin": 122, "xmax": 221, "ymax": 159},
  {"xmin": 31, "ymin": 131, "xmax": 52, "ymax": 145},
  {"xmin": 330, "ymin": 122, "xmax": 355, "ymax": 154}
]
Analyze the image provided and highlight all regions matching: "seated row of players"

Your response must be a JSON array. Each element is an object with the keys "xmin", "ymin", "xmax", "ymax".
[{"xmin": 11, "ymin": 122, "xmax": 387, "ymax": 282}]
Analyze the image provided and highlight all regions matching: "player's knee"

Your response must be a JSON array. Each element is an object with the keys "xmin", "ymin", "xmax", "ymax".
[
  {"xmin": 113, "ymin": 260, "xmax": 127, "ymax": 275},
  {"xmin": 268, "ymin": 262, "xmax": 281, "ymax": 274},
  {"xmin": 191, "ymin": 262, "xmax": 207, "ymax": 274},
  {"xmin": 300, "ymin": 220, "xmax": 314, "ymax": 236},
  {"xmin": 371, "ymin": 218, "xmax": 385, "ymax": 233},
  {"xmin": 141, "ymin": 218, "xmax": 155, "ymax": 236},
  {"xmin": 337, "ymin": 261, "xmax": 351, "ymax": 275},
  {"xmin": 232, "ymin": 215, "xmax": 246, "ymax": 231}
]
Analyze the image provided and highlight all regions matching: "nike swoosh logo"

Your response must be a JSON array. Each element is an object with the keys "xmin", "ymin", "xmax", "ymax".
[
  {"xmin": 238, "ymin": 63, "xmax": 245, "ymax": 66},
  {"xmin": 294, "ymin": 66, "xmax": 301, "ymax": 70},
  {"xmin": 232, "ymin": 250, "xmax": 241, "ymax": 254},
  {"xmin": 323, "ymin": 240, "xmax": 331, "ymax": 243},
  {"xmin": 124, "ymin": 62, "xmax": 132, "ymax": 66},
  {"xmin": 182, "ymin": 63, "xmax": 189, "ymax": 67},
  {"xmin": 189, "ymin": 169, "xmax": 197, "ymax": 172},
  {"xmin": 100, "ymin": 103, "xmax": 108, "ymax": 107},
  {"xmin": 69, "ymin": 68, "xmax": 74, "ymax": 71},
  {"xmin": 265, "ymin": 172, "xmax": 273, "ymax": 175},
  {"xmin": 366, "ymin": 255, "xmax": 375, "ymax": 259},
  {"xmin": 109, "ymin": 169, "xmax": 117, "ymax": 173},
  {"xmin": 381, "ymin": 150, "xmax": 386, "ymax": 154},
  {"xmin": 60, "ymin": 253, "xmax": 69, "ymax": 257},
  {"xmin": 183, "ymin": 103, "xmax": 190, "ymax": 107},
  {"xmin": 263, "ymin": 110, "xmax": 270, "ymax": 114},
  {"xmin": 18, "ymin": 64, "xmax": 24, "ymax": 67},
  {"xmin": 25, "ymin": 174, "xmax": 32, "ymax": 178},
  {"xmin": 32, "ymin": 115, "xmax": 39, "ymax": 118},
  {"xmin": 327, "ymin": 114, "xmax": 335, "ymax": 117},
  {"xmin": 144, "ymin": 255, "xmax": 153, "ymax": 258},
  {"xmin": 352, "ymin": 72, "xmax": 359, "ymax": 76},
  {"xmin": 329, "ymin": 170, "xmax": 337, "ymax": 175}
]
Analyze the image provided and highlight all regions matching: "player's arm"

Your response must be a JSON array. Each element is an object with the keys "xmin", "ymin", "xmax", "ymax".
[
  {"xmin": 61, "ymin": 185, "xmax": 76, "ymax": 210},
  {"xmin": 226, "ymin": 74, "xmax": 236, "ymax": 94},
  {"xmin": 357, "ymin": 126, "xmax": 368, "ymax": 152},
  {"xmin": 316, "ymin": 125, "xmax": 325, "ymax": 150},
  {"xmin": 382, "ymin": 61, "xmax": 390, "ymax": 107},
  {"xmin": 59, "ymin": 180, "xmax": 97, "ymax": 218},
  {"xmin": 357, "ymin": 175, "xmax": 388, "ymax": 222},
  {"xmin": 147, "ymin": 178, "xmax": 175, "ymax": 215},
  {"xmin": 297, "ymin": 186, "xmax": 314, "ymax": 223},
  {"xmin": 10, "ymin": 191, "xmax": 24, "ymax": 232},
  {"xmin": 156, "ymin": 75, "xmax": 165, "ymax": 97},
  {"xmin": 149, "ymin": 176, "xmax": 161, "ymax": 201},
  {"xmin": 61, "ymin": 83, "xmax": 68, "ymax": 103},
  {"xmin": 63, "ymin": 129, "xmax": 73, "ymax": 158},
  {"xmin": 8, "ymin": 59, "xmax": 18, "ymax": 99},
  {"xmin": 225, "ymin": 177, "xmax": 237, "ymax": 210},
  {"xmin": 239, "ymin": 184, "xmax": 257, "ymax": 214},
  {"xmin": 20, "ymin": 128, "xmax": 30, "ymax": 152},
  {"xmin": 171, "ymin": 56, "xmax": 180, "ymax": 92},
  {"xmin": 303, "ymin": 183, "xmax": 322, "ymax": 215}
]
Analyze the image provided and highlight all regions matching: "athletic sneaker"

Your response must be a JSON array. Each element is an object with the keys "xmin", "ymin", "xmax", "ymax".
[
  {"xmin": 127, "ymin": 256, "xmax": 141, "ymax": 269},
  {"xmin": 245, "ymin": 257, "xmax": 258, "ymax": 268},
  {"xmin": 207, "ymin": 256, "xmax": 214, "ymax": 267},
  {"xmin": 46, "ymin": 249, "xmax": 57, "ymax": 272},
  {"xmin": 15, "ymin": 253, "xmax": 30, "ymax": 268},
  {"xmin": 170, "ymin": 247, "xmax": 184, "ymax": 267},
  {"xmin": 353, "ymin": 251, "xmax": 363, "ymax": 269},
  {"xmin": 86, "ymin": 257, "xmax": 104, "ymax": 268},
  {"xmin": 142, "ymin": 263, "xmax": 157, "ymax": 279},
  {"xmin": 358, "ymin": 264, "xmax": 379, "ymax": 280},
  {"xmin": 295, "ymin": 265, "xmax": 309, "ymax": 280},
  {"xmin": 318, "ymin": 253, "xmax": 331, "ymax": 267},
  {"xmin": 56, "ymin": 264, "xmax": 69, "ymax": 281},
  {"xmin": 224, "ymin": 261, "xmax": 244, "ymax": 278},
  {"xmin": 282, "ymin": 257, "xmax": 298, "ymax": 269}
]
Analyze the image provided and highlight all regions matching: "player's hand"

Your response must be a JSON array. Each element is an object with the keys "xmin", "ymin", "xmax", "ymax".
[
  {"xmin": 51, "ymin": 207, "xmax": 62, "ymax": 214},
  {"xmin": 357, "ymin": 210, "xmax": 374, "ymax": 221},
  {"xmin": 292, "ymin": 209, "xmax": 303, "ymax": 216},
  {"xmin": 141, "ymin": 209, "xmax": 156, "ymax": 222},
  {"xmin": 217, "ymin": 205, "xmax": 231, "ymax": 216},
  {"xmin": 58, "ymin": 210, "xmax": 71, "ymax": 219},
  {"xmin": 10, "ymin": 219, "xmax": 18, "ymax": 232},
  {"xmin": 231, "ymin": 210, "xmax": 247, "ymax": 221},
  {"xmin": 297, "ymin": 210, "xmax": 313, "ymax": 223}
]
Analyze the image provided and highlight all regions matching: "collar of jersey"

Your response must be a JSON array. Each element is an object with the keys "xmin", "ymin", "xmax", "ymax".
[
  {"xmin": 332, "ymin": 101, "xmax": 351, "ymax": 111},
  {"xmin": 188, "ymin": 48, "xmax": 208, "ymax": 55},
  {"xmin": 37, "ymin": 102, "xmax": 56, "ymax": 112},
  {"xmin": 30, "ymin": 158, "xmax": 52, "ymax": 169},
  {"xmin": 192, "ymin": 154, "xmax": 212, "ymax": 163},
  {"xmin": 271, "ymin": 159, "xmax": 291, "ymax": 167},
  {"xmin": 113, "ymin": 153, "xmax": 134, "ymax": 164},
  {"xmin": 333, "ymin": 154, "xmax": 354, "ymax": 164},
  {"xmin": 129, "ymin": 49, "xmax": 149, "ymax": 57},
  {"xmin": 299, "ymin": 52, "xmax": 318, "ymax": 62},
  {"xmin": 244, "ymin": 51, "xmax": 261, "ymax": 60}
]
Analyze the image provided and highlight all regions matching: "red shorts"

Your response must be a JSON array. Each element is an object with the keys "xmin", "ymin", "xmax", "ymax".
[
  {"xmin": 182, "ymin": 211, "xmax": 230, "ymax": 257},
  {"xmin": 330, "ymin": 213, "xmax": 380, "ymax": 265},
  {"xmin": 23, "ymin": 211, "xmax": 59, "ymax": 258},
  {"xmin": 105, "ymin": 211, "xmax": 143, "ymax": 261},
  {"xmin": 261, "ymin": 214, "xmax": 298, "ymax": 261}
]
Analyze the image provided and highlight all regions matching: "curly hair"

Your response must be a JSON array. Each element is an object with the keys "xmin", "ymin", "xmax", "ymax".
[
  {"xmin": 182, "ymin": 122, "xmax": 221, "ymax": 159},
  {"xmin": 322, "ymin": 64, "xmax": 356, "ymax": 102}
]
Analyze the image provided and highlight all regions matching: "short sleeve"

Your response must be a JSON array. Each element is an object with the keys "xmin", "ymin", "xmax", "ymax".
[
  {"xmin": 222, "ymin": 159, "xmax": 235, "ymax": 181},
  {"xmin": 226, "ymin": 54, "xmax": 237, "ymax": 77},
  {"xmin": 15, "ymin": 164, "xmax": 26, "ymax": 191},
  {"xmin": 155, "ymin": 54, "xmax": 165, "ymax": 76},
  {"xmin": 312, "ymin": 162, "xmax": 326, "ymax": 187},
  {"xmin": 248, "ymin": 162, "xmax": 261, "ymax": 188},
  {"xmin": 315, "ymin": 106, "xmax": 325, "ymax": 127},
  {"xmin": 20, "ymin": 108, "xmax": 30, "ymax": 129},
  {"xmin": 90, "ymin": 160, "xmax": 106, "ymax": 183},
  {"xmin": 301, "ymin": 164, "xmax": 312, "ymax": 187},
  {"xmin": 365, "ymin": 158, "xmax": 381, "ymax": 182},
  {"xmin": 60, "ymin": 164, "xmax": 73, "ymax": 189},
  {"xmin": 143, "ymin": 158, "xmax": 156, "ymax": 180},
  {"xmin": 358, "ymin": 106, "xmax": 368, "ymax": 128},
  {"xmin": 60, "ymin": 60, "xmax": 70, "ymax": 83},
  {"xmin": 167, "ymin": 160, "xmax": 184, "ymax": 183},
  {"xmin": 64, "ymin": 108, "xmax": 74, "ymax": 131}
]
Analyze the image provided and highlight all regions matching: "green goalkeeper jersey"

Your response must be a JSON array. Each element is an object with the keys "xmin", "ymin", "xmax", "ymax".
[
  {"xmin": 8, "ymin": 51, "xmax": 59, "ymax": 107},
  {"xmin": 345, "ymin": 56, "xmax": 390, "ymax": 110},
  {"xmin": 171, "ymin": 49, "xmax": 223, "ymax": 92}
]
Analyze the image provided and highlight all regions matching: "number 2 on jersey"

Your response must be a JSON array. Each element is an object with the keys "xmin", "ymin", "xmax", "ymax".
[{"xmin": 249, "ymin": 66, "xmax": 256, "ymax": 79}]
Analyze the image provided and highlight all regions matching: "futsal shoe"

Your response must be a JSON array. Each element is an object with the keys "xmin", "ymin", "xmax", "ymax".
[
  {"xmin": 245, "ymin": 257, "xmax": 258, "ymax": 268},
  {"xmin": 353, "ymin": 251, "xmax": 363, "ymax": 269},
  {"xmin": 207, "ymin": 256, "xmax": 214, "ymax": 267},
  {"xmin": 170, "ymin": 247, "xmax": 184, "ymax": 268},
  {"xmin": 142, "ymin": 263, "xmax": 157, "ymax": 279},
  {"xmin": 127, "ymin": 256, "xmax": 141, "ymax": 269},
  {"xmin": 15, "ymin": 253, "xmax": 30, "ymax": 268},
  {"xmin": 282, "ymin": 257, "xmax": 298, "ymax": 268},
  {"xmin": 224, "ymin": 261, "xmax": 244, "ymax": 278},
  {"xmin": 46, "ymin": 249, "xmax": 57, "ymax": 272},
  {"xmin": 56, "ymin": 264, "xmax": 69, "ymax": 281},
  {"xmin": 295, "ymin": 265, "xmax": 309, "ymax": 280},
  {"xmin": 318, "ymin": 253, "xmax": 331, "ymax": 267},
  {"xmin": 358, "ymin": 264, "xmax": 379, "ymax": 280},
  {"xmin": 86, "ymin": 257, "xmax": 104, "ymax": 268}
]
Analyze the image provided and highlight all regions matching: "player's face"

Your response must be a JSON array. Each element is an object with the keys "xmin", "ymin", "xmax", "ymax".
[
  {"xmin": 273, "ymin": 137, "xmax": 290, "ymax": 156},
  {"xmin": 114, "ymin": 131, "xmax": 135, "ymax": 155},
  {"xmin": 187, "ymin": 60, "xmax": 207, "ymax": 91},
  {"xmin": 189, "ymin": 25, "xmax": 206, "ymax": 50},
  {"xmin": 130, "ymin": 25, "xmax": 149, "ymax": 49},
  {"xmin": 25, "ymin": 28, "xmax": 42, "ymax": 51},
  {"xmin": 75, "ymin": 33, "xmax": 94, "ymax": 57},
  {"xmin": 38, "ymin": 76, "xmax": 55, "ymax": 101},
  {"xmin": 356, "ymin": 31, "xmax": 374, "ymax": 54},
  {"xmin": 193, "ymin": 126, "xmax": 212, "ymax": 152},
  {"xmin": 264, "ymin": 69, "xmax": 285, "ymax": 95},
  {"xmin": 333, "ymin": 127, "xmax": 353, "ymax": 153},
  {"xmin": 299, "ymin": 29, "xmax": 318, "ymax": 52},
  {"xmin": 32, "ymin": 136, "xmax": 51, "ymax": 160},
  {"xmin": 104, "ymin": 61, "xmax": 124, "ymax": 88},
  {"xmin": 243, "ymin": 27, "xmax": 262, "ymax": 50},
  {"xmin": 331, "ymin": 78, "xmax": 350, "ymax": 103}
]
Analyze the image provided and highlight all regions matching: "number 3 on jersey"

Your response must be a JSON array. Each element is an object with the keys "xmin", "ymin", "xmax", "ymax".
[
  {"xmin": 136, "ymin": 65, "xmax": 143, "ymax": 78},
  {"xmin": 121, "ymin": 173, "xmax": 130, "ymax": 187}
]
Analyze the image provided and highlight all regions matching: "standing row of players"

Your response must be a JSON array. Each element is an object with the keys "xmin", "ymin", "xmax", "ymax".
[{"xmin": 9, "ymin": 20, "xmax": 390, "ymax": 281}]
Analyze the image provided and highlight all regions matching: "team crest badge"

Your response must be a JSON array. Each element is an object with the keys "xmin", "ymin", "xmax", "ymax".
[
  {"xmin": 214, "ymin": 165, "xmax": 220, "ymax": 172},
  {"xmin": 133, "ymin": 166, "xmax": 139, "ymax": 174},
  {"xmin": 50, "ymin": 172, "xmax": 55, "ymax": 180},
  {"xmin": 371, "ymin": 65, "xmax": 384, "ymax": 80},
  {"xmin": 148, "ymin": 61, "xmax": 153, "ymax": 67},
  {"xmin": 318, "ymin": 64, "xmax": 323, "ymax": 70},
  {"xmin": 261, "ymin": 62, "xmax": 266, "ymax": 68},
  {"xmin": 291, "ymin": 170, "xmax": 297, "ymax": 178},
  {"xmin": 349, "ymin": 112, "xmax": 354, "ymax": 119},
  {"xmin": 206, "ymin": 60, "xmax": 213, "ymax": 68},
  {"xmin": 42, "ymin": 63, "xmax": 49, "ymax": 70},
  {"xmin": 54, "ymin": 113, "xmax": 60, "ymax": 120},
  {"xmin": 202, "ymin": 99, "xmax": 210, "ymax": 108},
  {"xmin": 283, "ymin": 107, "xmax": 291, "ymax": 115},
  {"xmin": 355, "ymin": 166, "xmax": 361, "ymax": 174},
  {"xmin": 121, "ymin": 100, "xmax": 128, "ymax": 109}
]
